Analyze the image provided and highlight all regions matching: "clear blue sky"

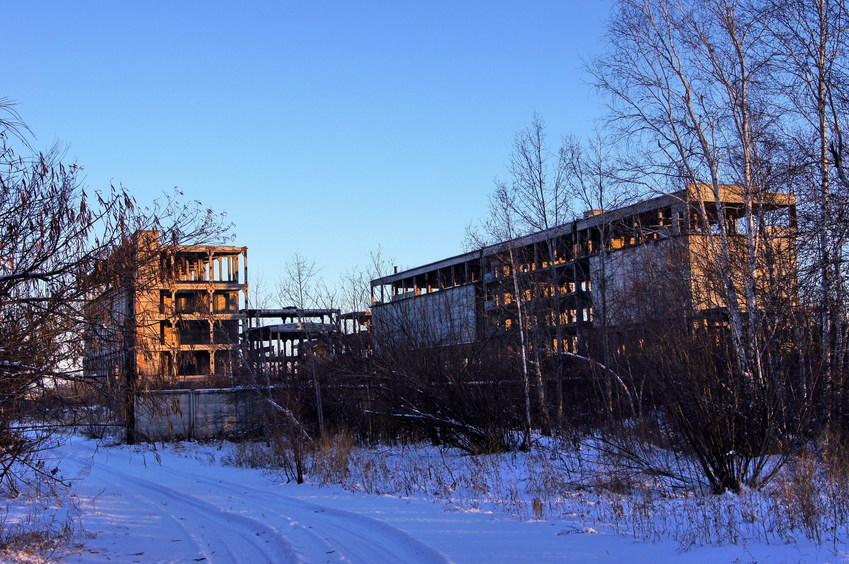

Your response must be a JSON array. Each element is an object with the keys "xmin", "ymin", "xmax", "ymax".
[{"xmin": 7, "ymin": 1, "xmax": 612, "ymax": 302}]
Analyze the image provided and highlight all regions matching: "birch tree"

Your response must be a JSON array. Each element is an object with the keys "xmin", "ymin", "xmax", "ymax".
[
  {"xmin": 561, "ymin": 133, "xmax": 636, "ymax": 420},
  {"xmin": 470, "ymin": 114, "xmax": 574, "ymax": 437},
  {"xmin": 770, "ymin": 0, "xmax": 849, "ymax": 440},
  {"xmin": 592, "ymin": 0, "xmax": 805, "ymax": 492}
]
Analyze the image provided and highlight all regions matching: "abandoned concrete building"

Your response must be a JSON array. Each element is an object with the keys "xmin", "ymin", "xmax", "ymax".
[
  {"xmin": 243, "ymin": 307, "xmax": 341, "ymax": 381},
  {"xmin": 82, "ymin": 186, "xmax": 797, "ymax": 439},
  {"xmin": 83, "ymin": 229, "xmax": 370, "ymax": 391},
  {"xmin": 370, "ymin": 184, "xmax": 798, "ymax": 352},
  {"xmin": 83, "ymin": 230, "xmax": 249, "ymax": 390},
  {"xmin": 82, "ymin": 231, "xmax": 366, "ymax": 439}
]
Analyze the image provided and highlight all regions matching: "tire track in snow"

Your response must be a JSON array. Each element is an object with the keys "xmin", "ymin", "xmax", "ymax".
[
  {"xmin": 77, "ymin": 474, "xmax": 213, "ymax": 562},
  {"xmin": 106, "ymin": 452, "xmax": 448, "ymax": 563},
  {"xmin": 61, "ymin": 447, "xmax": 302, "ymax": 563},
  {"xmin": 61, "ymin": 452, "xmax": 217, "ymax": 562},
  {"xmin": 148, "ymin": 464, "xmax": 449, "ymax": 564},
  {"xmin": 61, "ymin": 441, "xmax": 449, "ymax": 563}
]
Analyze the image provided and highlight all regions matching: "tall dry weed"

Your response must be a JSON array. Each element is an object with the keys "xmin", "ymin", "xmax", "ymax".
[{"xmin": 313, "ymin": 432, "xmax": 354, "ymax": 485}]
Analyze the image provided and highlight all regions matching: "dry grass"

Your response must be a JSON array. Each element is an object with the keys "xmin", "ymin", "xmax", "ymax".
[
  {"xmin": 223, "ymin": 439, "xmax": 281, "ymax": 469},
  {"xmin": 312, "ymin": 431, "xmax": 355, "ymax": 485},
  {"xmin": 223, "ymin": 431, "xmax": 849, "ymax": 551},
  {"xmin": 0, "ymin": 495, "xmax": 78, "ymax": 563}
]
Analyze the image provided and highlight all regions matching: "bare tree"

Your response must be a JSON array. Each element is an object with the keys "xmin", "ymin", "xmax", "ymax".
[
  {"xmin": 277, "ymin": 252, "xmax": 323, "ymax": 313},
  {"xmin": 0, "ymin": 100, "xmax": 233, "ymax": 485},
  {"xmin": 593, "ymin": 0, "xmax": 774, "ymax": 381},
  {"xmin": 498, "ymin": 113, "xmax": 573, "ymax": 234},
  {"xmin": 468, "ymin": 114, "xmax": 578, "ymax": 436},
  {"xmin": 0, "ymin": 107, "xmax": 155, "ymax": 483},
  {"xmin": 275, "ymin": 251, "xmax": 330, "ymax": 438},
  {"xmin": 367, "ymin": 274, "xmax": 526, "ymax": 453},
  {"xmin": 769, "ymin": 0, "xmax": 849, "ymax": 441},
  {"xmin": 468, "ymin": 184, "xmax": 534, "ymax": 445},
  {"xmin": 591, "ymin": 0, "xmax": 808, "ymax": 491},
  {"xmin": 561, "ymin": 133, "xmax": 637, "ymax": 422}
]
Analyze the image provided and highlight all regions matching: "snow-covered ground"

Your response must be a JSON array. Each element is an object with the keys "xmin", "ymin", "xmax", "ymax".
[{"xmin": 8, "ymin": 436, "xmax": 847, "ymax": 563}]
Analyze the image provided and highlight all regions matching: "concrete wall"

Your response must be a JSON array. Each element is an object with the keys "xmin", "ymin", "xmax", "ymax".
[
  {"xmin": 134, "ymin": 388, "xmax": 259, "ymax": 440},
  {"xmin": 589, "ymin": 237, "xmax": 691, "ymax": 326},
  {"xmin": 371, "ymin": 284, "xmax": 477, "ymax": 349}
]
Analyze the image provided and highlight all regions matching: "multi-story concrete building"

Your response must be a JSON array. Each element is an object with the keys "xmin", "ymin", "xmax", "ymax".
[
  {"xmin": 370, "ymin": 185, "xmax": 797, "ymax": 353},
  {"xmin": 84, "ymin": 230, "xmax": 249, "ymax": 390}
]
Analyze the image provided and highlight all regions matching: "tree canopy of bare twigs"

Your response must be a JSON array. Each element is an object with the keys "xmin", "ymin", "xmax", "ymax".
[
  {"xmin": 0, "ymin": 100, "xmax": 232, "ymax": 490},
  {"xmin": 585, "ymin": 0, "xmax": 849, "ymax": 492}
]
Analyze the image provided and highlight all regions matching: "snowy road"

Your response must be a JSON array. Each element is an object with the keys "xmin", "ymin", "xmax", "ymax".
[
  {"xmin": 52, "ymin": 437, "xmax": 829, "ymax": 564},
  {"xmin": 58, "ymin": 439, "xmax": 447, "ymax": 564}
]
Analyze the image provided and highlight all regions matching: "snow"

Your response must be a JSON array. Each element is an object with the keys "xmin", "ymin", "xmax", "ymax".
[{"xmin": 10, "ymin": 436, "xmax": 847, "ymax": 563}]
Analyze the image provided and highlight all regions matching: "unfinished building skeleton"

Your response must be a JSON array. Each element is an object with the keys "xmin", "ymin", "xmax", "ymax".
[
  {"xmin": 82, "ymin": 233, "xmax": 358, "ymax": 439},
  {"xmin": 370, "ymin": 185, "xmax": 798, "ymax": 353},
  {"xmin": 243, "ymin": 307, "xmax": 341, "ymax": 381},
  {"xmin": 84, "ymin": 230, "xmax": 249, "ymax": 391}
]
